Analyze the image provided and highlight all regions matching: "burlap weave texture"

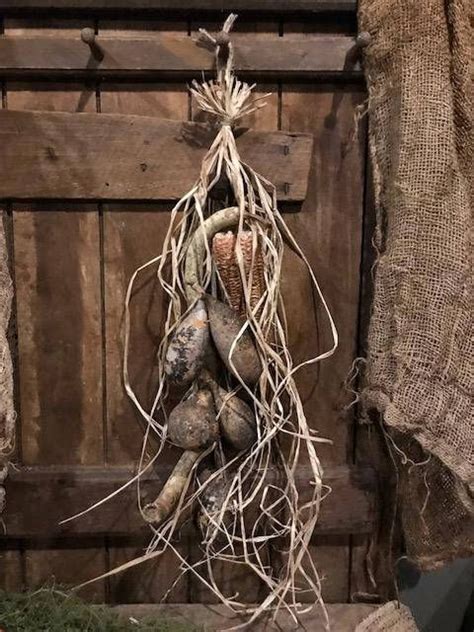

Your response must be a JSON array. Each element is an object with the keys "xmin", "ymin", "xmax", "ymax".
[{"xmin": 359, "ymin": 0, "xmax": 473, "ymax": 569}]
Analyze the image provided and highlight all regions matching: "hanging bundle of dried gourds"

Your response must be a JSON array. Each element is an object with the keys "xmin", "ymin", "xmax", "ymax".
[{"xmin": 70, "ymin": 14, "xmax": 338, "ymax": 629}]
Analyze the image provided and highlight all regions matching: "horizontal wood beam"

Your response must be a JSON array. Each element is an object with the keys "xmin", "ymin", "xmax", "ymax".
[
  {"xmin": 3, "ymin": 464, "xmax": 376, "ymax": 539},
  {"xmin": 1, "ymin": 1, "xmax": 356, "ymax": 13},
  {"xmin": 0, "ymin": 109, "xmax": 312, "ymax": 201},
  {"xmin": 0, "ymin": 35, "xmax": 361, "ymax": 79}
]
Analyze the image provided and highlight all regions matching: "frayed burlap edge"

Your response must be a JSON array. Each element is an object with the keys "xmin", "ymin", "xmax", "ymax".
[
  {"xmin": 355, "ymin": 601, "xmax": 418, "ymax": 632},
  {"xmin": 362, "ymin": 389, "xmax": 474, "ymax": 493},
  {"xmin": 358, "ymin": 0, "xmax": 473, "ymax": 573}
]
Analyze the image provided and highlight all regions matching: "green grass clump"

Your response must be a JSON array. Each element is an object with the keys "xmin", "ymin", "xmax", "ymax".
[{"xmin": 0, "ymin": 589, "xmax": 198, "ymax": 632}]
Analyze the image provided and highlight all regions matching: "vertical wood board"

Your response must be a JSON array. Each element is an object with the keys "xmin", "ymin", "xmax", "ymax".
[
  {"xmin": 5, "ymin": 16, "xmax": 107, "ymax": 601},
  {"xmin": 99, "ymin": 18, "xmax": 191, "ymax": 604},
  {"xmin": 280, "ymin": 78, "xmax": 365, "ymax": 601}
]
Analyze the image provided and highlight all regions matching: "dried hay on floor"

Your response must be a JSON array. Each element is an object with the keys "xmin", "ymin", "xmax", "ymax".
[{"xmin": 0, "ymin": 588, "xmax": 199, "ymax": 632}]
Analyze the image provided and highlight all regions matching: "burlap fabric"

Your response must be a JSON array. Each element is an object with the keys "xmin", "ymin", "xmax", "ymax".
[
  {"xmin": 355, "ymin": 601, "xmax": 418, "ymax": 632},
  {"xmin": 359, "ymin": 0, "xmax": 473, "ymax": 569},
  {"xmin": 0, "ymin": 212, "xmax": 15, "ymax": 515}
]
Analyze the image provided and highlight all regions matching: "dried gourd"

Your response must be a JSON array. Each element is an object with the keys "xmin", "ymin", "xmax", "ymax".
[
  {"xmin": 213, "ymin": 383, "xmax": 256, "ymax": 450},
  {"xmin": 167, "ymin": 389, "xmax": 218, "ymax": 451},
  {"xmin": 197, "ymin": 468, "xmax": 232, "ymax": 536},
  {"xmin": 206, "ymin": 295, "xmax": 261, "ymax": 386},
  {"xmin": 143, "ymin": 450, "xmax": 200, "ymax": 526},
  {"xmin": 164, "ymin": 300, "xmax": 210, "ymax": 385}
]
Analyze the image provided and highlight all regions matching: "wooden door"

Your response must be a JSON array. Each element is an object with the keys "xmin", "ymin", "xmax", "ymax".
[{"xmin": 0, "ymin": 0, "xmax": 379, "ymax": 613}]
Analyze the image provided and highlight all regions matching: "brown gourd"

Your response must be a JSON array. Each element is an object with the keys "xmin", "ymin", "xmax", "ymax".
[
  {"xmin": 167, "ymin": 389, "xmax": 218, "ymax": 451},
  {"xmin": 164, "ymin": 300, "xmax": 210, "ymax": 385},
  {"xmin": 213, "ymin": 383, "xmax": 256, "ymax": 451},
  {"xmin": 206, "ymin": 295, "xmax": 261, "ymax": 386}
]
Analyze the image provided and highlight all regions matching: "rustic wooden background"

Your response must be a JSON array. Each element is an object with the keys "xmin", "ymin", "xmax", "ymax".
[{"xmin": 0, "ymin": 0, "xmax": 379, "ymax": 610}]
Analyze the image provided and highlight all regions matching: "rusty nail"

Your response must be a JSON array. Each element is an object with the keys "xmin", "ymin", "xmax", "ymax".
[
  {"xmin": 283, "ymin": 145, "xmax": 290, "ymax": 156},
  {"xmin": 283, "ymin": 183, "xmax": 290, "ymax": 195}
]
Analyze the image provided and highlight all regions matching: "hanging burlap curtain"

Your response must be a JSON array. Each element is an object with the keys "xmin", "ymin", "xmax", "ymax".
[{"xmin": 359, "ymin": 0, "xmax": 473, "ymax": 570}]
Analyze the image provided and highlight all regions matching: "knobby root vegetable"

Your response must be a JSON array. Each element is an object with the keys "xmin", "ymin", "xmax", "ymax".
[
  {"xmin": 143, "ymin": 450, "xmax": 200, "ymax": 526},
  {"xmin": 167, "ymin": 389, "xmax": 218, "ymax": 451},
  {"xmin": 206, "ymin": 295, "xmax": 261, "ymax": 385},
  {"xmin": 164, "ymin": 299, "xmax": 210, "ymax": 385}
]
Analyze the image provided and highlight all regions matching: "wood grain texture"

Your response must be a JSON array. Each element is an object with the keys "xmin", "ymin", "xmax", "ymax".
[
  {"xmin": 102, "ymin": 206, "xmax": 172, "ymax": 466},
  {"xmin": 13, "ymin": 205, "xmax": 102, "ymax": 465},
  {"xmin": 3, "ymin": 17, "xmax": 94, "ymax": 35},
  {"xmin": 0, "ymin": 34, "xmax": 361, "ymax": 77},
  {"xmin": 5, "ymin": 17, "xmax": 108, "ymax": 601},
  {"xmin": 99, "ymin": 20, "xmax": 191, "ymax": 603},
  {"xmin": 6, "ymin": 82, "xmax": 95, "ymax": 113},
  {"xmin": 3, "ymin": 465, "xmax": 376, "ymax": 538},
  {"xmin": 1, "ymin": 1, "xmax": 356, "ymax": 12},
  {"xmin": 0, "ymin": 549, "xmax": 23, "ymax": 591},
  {"xmin": 280, "ymin": 81, "xmax": 366, "ymax": 601},
  {"xmin": 0, "ymin": 110, "xmax": 312, "ymax": 202},
  {"xmin": 110, "ymin": 602, "xmax": 378, "ymax": 631},
  {"xmin": 12, "ymin": 205, "xmax": 107, "ymax": 600},
  {"xmin": 281, "ymin": 85, "xmax": 365, "ymax": 465}
]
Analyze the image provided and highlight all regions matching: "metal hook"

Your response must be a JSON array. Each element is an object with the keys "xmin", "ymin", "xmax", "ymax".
[{"xmin": 80, "ymin": 28, "xmax": 104, "ymax": 62}]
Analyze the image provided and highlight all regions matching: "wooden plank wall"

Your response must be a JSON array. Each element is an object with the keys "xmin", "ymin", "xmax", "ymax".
[{"xmin": 0, "ymin": 8, "xmax": 371, "ymax": 606}]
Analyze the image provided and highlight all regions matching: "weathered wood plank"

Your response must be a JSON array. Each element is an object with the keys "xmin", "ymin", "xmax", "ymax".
[
  {"xmin": 7, "ymin": 82, "xmax": 96, "ymax": 112},
  {"xmin": 13, "ymin": 205, "xmax": 103, "ymax": 465},
  {"xmin": 99, "ymin": 23, "xmax": 192, "ymax": 599},
  {"xmin": 12, "ymin": 204, "xmax": 107, "ymax": 600},
  {"xmin": 3, "ymin": 465, "xmax": 376, "ymax": 539},
  {"xmin": 0, "ymin": 548, "xmax": 24, "ymax": 591},
  {"xmin": 0, "ymin": 109, "xmax": 312, "ymax": 202},
  {"xmin": 281, "ymin": 85, "xmax": 366, "ymax": 483},
  {"xmin": 280, "ymin": 80, "xmax": 366, "ymax": 601},
  {"xmin": 111, "ymin": 602, "xmax": 378, "ymax": 631},
  {"xmin": 0, "ymin": 34, "xmax": 360, "ymax": 77},
  {"xmin": 1, "ymin": 1, "xmax": 356, "ymax": 13},
  {"xmin": 5, "ymin": 19, "xmax": 108, "ymax": 599}
]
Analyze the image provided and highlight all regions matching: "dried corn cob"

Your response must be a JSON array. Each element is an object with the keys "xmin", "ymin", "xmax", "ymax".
[
  {"xmin": 212, "ymin": 231, "xmax": 242, "ymax": 312},
  {"xmin": 212, "ymin": 230, "xmax": 265, "ymax": 315}
]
